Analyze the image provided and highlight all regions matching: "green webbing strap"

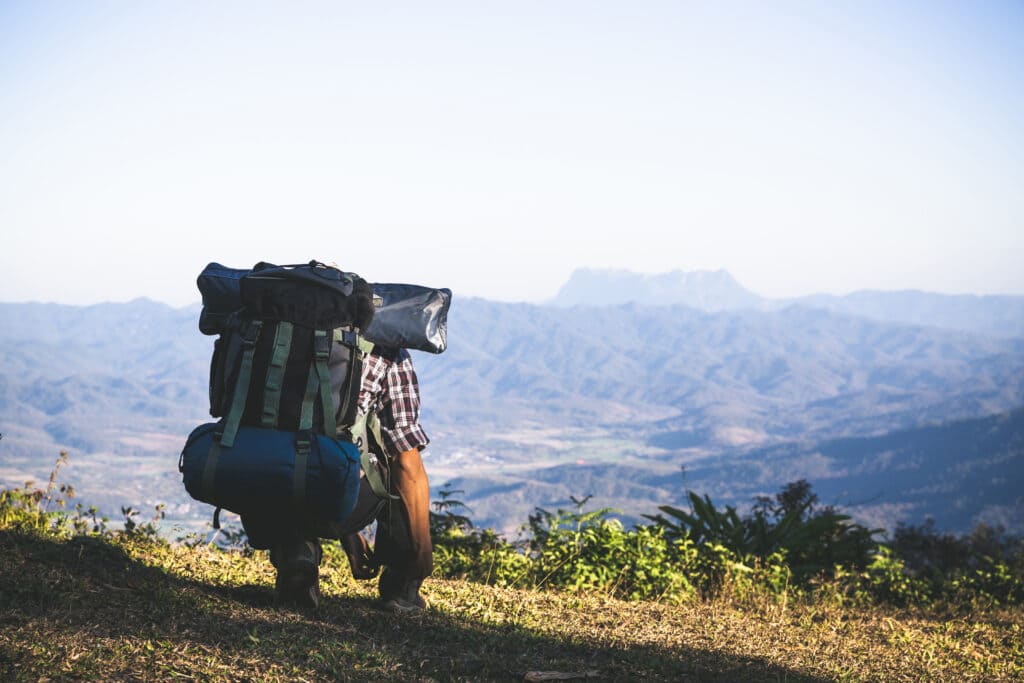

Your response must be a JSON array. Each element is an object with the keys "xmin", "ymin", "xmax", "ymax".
[
  {"xmin": 347, "ymin": 412, "xmax": 366, "ymax": 451},
  {"xmin": 362, "ymin": 412, "xmax": 397, "ymax": 500},
  {"xmin": 331, "ymin": 327, "xmax": 372, "ymax": 356},
  {"xmin": 357, "ymin": 335, "xmax": 374, "ymax": 356},
  {"xmin": 361, "ymin": 451, "xmax": 392, "ymax": 500},
  {"xmin": 220, "ymin": 320, "xmax": 262, "ymax": 448},
  {"xmin": 313, "ymin": 330, "xmax": 334, "ymax": 433},
  {"xmin": 260, "ymin": 321, "xmax": 294, "ymax": 428},
  {"xmin": 345, "ymin": 412, "xmax": 393, "ymax": 500},
  {"xmin": 299, "ymin": 364, "xmax": 319, "ymax": 431},
  {"xmin": 202, "ymin": 438, "xmax": 221, "ymax": 503},
  {"xmin": 366, "ymin": 411, "xmax": 386, "ymax": 461},
  {"xmin": 293, "ymin": 437, "xmax": 309, "ymax": 507}
]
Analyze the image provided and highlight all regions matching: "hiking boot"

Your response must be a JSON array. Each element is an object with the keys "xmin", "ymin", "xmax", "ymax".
[
  {"xmin": 379, "ymin": 569, "xmax": 427, "ymax": 614},
  {"xmin": 270, "ymin": 540, "xmax": 322, "ymax": 609},
  {"xmin": 341, "ymin": 532, "xmax": 379, "ymax": 580}
]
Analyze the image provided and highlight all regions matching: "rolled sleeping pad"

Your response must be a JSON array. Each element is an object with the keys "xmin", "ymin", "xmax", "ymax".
[{"xmin": 362, "ymin": 283, "xmax": 451, "ymax": 354}]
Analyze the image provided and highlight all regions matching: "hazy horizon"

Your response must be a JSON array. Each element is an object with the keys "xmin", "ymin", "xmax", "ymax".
[{"xmin": 3, "ymin": 264, "xmax": 1024, "ymax": 310}]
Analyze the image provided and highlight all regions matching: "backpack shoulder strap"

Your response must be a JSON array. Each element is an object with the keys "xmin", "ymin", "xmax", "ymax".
[
  {"xmin": 313, "ymin": 329, "xmax": 335, "ymax": 432},
  {"xmin": 260, "ymin": 321, "xmax": 294, "ymax": 428}
]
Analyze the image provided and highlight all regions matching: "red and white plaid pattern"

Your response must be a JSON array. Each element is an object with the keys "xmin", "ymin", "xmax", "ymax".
[{"xmin": 359, "ymin": 348, "xmax": 429, "ymax": 456}]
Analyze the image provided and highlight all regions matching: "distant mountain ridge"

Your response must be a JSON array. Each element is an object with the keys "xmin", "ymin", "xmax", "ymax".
[
  {"xmin": 548, "ymin": 268, "xmax": 1024, "ymax": 338},
  {"xmin": 791, "ymin": 290, "xmax": 1024, "ymax": 339},
  {"xmin": 2, "ymin": 285, "xmax": 1023, "ymax": 534},
  {"xmin": 412, "ymin": 297, "xmax": 1024, "ymax": 439}
]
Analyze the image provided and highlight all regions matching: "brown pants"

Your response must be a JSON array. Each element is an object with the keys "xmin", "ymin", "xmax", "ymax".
[{"xmin": 378, "ymin": 447, "xmax": 433, "ymax": 579}]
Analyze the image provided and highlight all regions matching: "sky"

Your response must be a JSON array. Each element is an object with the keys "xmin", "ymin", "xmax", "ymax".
[{"xmin": 1, "ymin": 1, "xmax": 1022, "ymax": 306}]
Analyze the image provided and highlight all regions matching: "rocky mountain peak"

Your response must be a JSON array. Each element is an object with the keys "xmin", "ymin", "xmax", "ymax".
[{"xmin": 548, "ymin": 268, "xmax": 763, "ymax": 311}]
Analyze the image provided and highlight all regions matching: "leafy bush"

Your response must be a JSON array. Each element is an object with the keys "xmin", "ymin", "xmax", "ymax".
[
  {"xmin": 0, "ymin": 451, "xmax": 110, "ymax": 538},
  {"xmin": 431, "ymin": 479, "xmax": 1023, "ymax": 607},
  {"xmin": 891, "ymin": 520, "xmax": 1024, "ymax": 605},
  {"xmin": 0, "ymin": 451, "xmax": 170, "ymax": 543},
  {"xmin": 859, "ymin": 546, "xmax": 933, "ymax": 606},
  {"xmin": 526, "ymin": 497, "xmax": 695, "ymax": 602},
  {"xmin": 5, "ymin": 458, "xmax": 1021, "ymax": 609},
  {"xmin": 431, "ymin": 491, "xmax": 791, "ymax": 604},
  {"xmin": 647, "ymin": 480, "xmax": 880, "ymax": 584},
  {"xmin": 430, "ymin": 485, "xmax": 531, "ymax": 587}
]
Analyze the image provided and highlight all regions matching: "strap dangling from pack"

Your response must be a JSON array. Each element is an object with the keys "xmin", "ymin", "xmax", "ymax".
[
  {"xmin": 361, "ymin": 412, "xmax": 398, "ymax": 501},
  {"xmin": 299, "ymin": 363, "xmax": 319, "ymax": 431},
  {"xmin": 202, "ymin": 436, "xmax": 222, "ymax": 503},
  {"xmin": 220, "ymin": 319, "xmax": 263, "ymax": 447},
  {"xmin": 293, "ymin": 435, "xmax": 310, "ymax": 507}
]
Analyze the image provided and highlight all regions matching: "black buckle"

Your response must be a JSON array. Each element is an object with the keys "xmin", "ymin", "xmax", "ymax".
[
  {"xmin": 336, "ymin": 329, "xmax": 358, "ymax": 348},
  {"xmin": 241, "ymin": 319, "xmax": 263, "ymax": 347},
  {"xmin": 314, "ymin": 332, "xmax": 331, "ymax": 360}
]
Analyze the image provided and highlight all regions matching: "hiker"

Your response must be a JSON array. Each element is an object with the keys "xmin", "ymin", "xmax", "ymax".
[
  {"xmin": 185, "ymin": 262, "xmax": 449, "ymax": 613},
  {"xmin": 239, "ymin": 344, "xmax": 433, "ymax": 612},
  {"xmin": 338, "ymin": 345, "xmax": 433, "ymax": 612}
]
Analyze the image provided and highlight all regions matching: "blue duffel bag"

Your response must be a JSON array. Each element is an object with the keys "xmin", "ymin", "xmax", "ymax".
[{"xmin": 180, "ymin": 422, "xmax": 362, "ymax": 524}]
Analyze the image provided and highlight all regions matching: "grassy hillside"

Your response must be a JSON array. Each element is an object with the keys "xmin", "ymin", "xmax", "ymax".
[{"xmin": 2, "ymin": 516, "xmax": 1022, "ymax": 681}]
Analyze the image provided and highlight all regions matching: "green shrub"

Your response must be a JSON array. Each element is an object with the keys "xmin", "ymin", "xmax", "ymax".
[
  {"xmin": 527, "ymin": 499, "xmax": 694, "ymax": 602},
  {"xmin": 951, "ymin": 556, "xmax": 1024, "ymax": 606},
  {"xmin": 648, "ymin": 480, "xmax": 880, "ymax": 585},
  {"xmin": 0, "ymin": 451, "xmax": 172, "ymax": 543},
  {"xmin": 430, "ymin": 484, "xmax": 532, "ymax": 587},
  {"xmin": 432, "ymin": 480, "xmax": 1023, "ymax": 607},
  {"xmin": 5, "ymin": 457, "xmax": 1022, "ymax": 609},
  {"xmin": 0, "ymin": 451, "xmax": 107, "ymax": 538},
  {"xmin": 860, "ymin": 546, "xmax": 932, "ymax": 606}
]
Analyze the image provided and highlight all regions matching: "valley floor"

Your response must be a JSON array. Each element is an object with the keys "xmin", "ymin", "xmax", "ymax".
[{"xmin": 0, "ymin": 526, "xmax": 1021, "ymax": 682}]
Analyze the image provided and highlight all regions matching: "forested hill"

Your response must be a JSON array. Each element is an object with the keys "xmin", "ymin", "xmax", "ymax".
[
  {"xmin": 1, "ymin": 292, "xmax": 1022, "ymax": 535},
  {"xmin": 549, "ymin": 268, "xmax": 1024, "ymax": 339},
  {"xmin": 414, "ymin": 296, "xmax": 1023, "ymax": 442}
]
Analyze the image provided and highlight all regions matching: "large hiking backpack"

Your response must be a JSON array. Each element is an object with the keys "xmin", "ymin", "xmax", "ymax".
[{"xmin": 179, "ymin": 261, "xmax": 391, "ymax": 529}]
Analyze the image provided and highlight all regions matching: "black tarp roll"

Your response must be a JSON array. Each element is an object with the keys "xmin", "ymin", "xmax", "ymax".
[{"xmin": 363, "ymin": 284, "xmax": 451, "ymax": 354}]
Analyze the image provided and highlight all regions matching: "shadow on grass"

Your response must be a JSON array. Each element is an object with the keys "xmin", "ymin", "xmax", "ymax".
[{"xmin": 0, "ymin": 529, "xmax": 832, "ymax": 682}]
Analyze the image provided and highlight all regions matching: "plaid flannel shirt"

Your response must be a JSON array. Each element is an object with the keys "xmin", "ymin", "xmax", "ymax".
[{"xmin": 358, "ymin": 348, "xmax": 429, "ymax": 457}]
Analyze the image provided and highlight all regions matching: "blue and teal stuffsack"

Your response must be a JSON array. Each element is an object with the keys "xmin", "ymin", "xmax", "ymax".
[{"xmin": 180, "ymin": 423, "xmax": 362, "ymax": 525}]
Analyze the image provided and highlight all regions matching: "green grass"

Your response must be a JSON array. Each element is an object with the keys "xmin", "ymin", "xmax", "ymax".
[{"xmin": 1, "ymin": 523, "xmax": 1022, "ymax": 682}]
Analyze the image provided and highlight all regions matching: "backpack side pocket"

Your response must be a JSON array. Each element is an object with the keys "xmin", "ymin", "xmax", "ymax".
[{"xmin": 209, "ymin": 336, "xmax": 227, "ymax": 417}]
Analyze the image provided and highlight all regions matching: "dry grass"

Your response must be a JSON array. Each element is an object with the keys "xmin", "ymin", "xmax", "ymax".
[{"xmin": 0, "ymin": 526, "xmax": 1021, "ymax": 682}]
